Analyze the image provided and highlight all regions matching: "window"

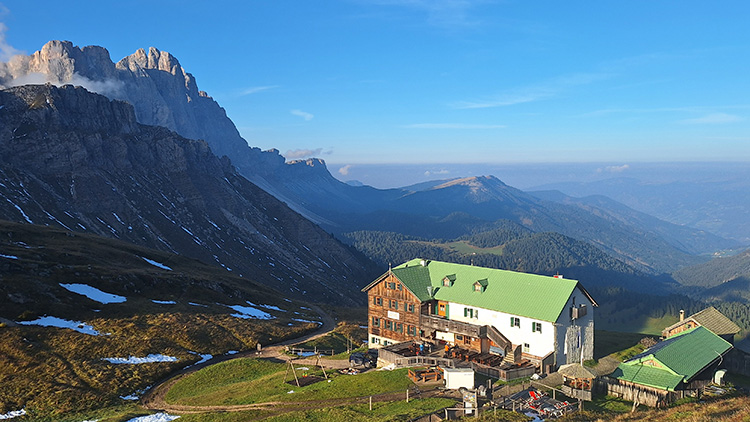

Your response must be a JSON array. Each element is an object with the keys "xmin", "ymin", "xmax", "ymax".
[
  {"xmin": 523, "ymin": 343, "xmax": 530, "ymax": 353},
  {"xmin": 456, "ymin": 334, "xmax": 463, "ymax": 340},
  {"xmin": 511, "ymin": 317, "xmax": 520, "ymax": 328},
  {"xmin": 397, "ymin": 283, "xmax": 402, "ymax": 290},
  {"xmin": 386, "ymin": 320, "xmax": 393, "ymax": 330},
  {"xmin": 532, "ymin": 322, "xmax": 542, "ymax": 333},
  {"xmin": 372, "ymin": 317, "xmax": 380, "ymax": 327},
  {"xmin": 408, "ymin": 326, "xmax": 416, "ymax": 336},
  {"xmin": 396, "ymin": 323, "xmax": 403, "ymax": 333},
  {"xmin": 464, "ymin": 336, "xmax": 471, "ymax": 345},
  {"xmin": 464, "ymin": 307, "xmax": 479, "ymax": 319},
  {"xmin": 407, "ymin": 303, "xmax": 415, "ymax": 313},
  {"xmin": 374, "ymin": 297, "xmax": 383, "ymax": 306},
  {"xmin": 387, "ymin": 282, "xmax": 396, "ymax": 289},
  {"xmin": 442, "ymin": 274, "xmax": 456, "ymax": 286},
  {"xmin": 371, "ymin": 337, "xmax": 380, "ymax": 344},
  {"xmin": 390, "ymin": 300, "xmax": 398, "ymax": 310}
]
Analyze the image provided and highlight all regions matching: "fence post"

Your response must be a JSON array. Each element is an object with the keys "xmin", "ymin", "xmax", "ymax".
[
  {"xmin": 406, "ymin": 389, "xmax": 409, "ymax": 403},
  {"xmin": 370, "ymin": 395, "xmax": 372, "ymax": 411}
]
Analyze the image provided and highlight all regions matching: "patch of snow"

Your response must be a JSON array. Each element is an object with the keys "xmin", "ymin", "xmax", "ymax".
[
  {"xmin": 60, "ymin": 283, "xmax": 127, "ymax": 304},
  {"xmin": 378, "ymin": 363, "xmax": 396, "ymax": 371},
  {"xmin": 226, "ymin": 350, "xmax": 239, "ymax": 355},
  {"xmin": 287, "ymin": 390, "xmax": 295, "ymax": 394},
  {"xmin": 292, "ymin": 318, "xmax": 323, "ymax": 325},
  {"xmin": 227, "ymin": 304, "xmax": 273, "ymax": 320},
  {"xmin": 5, "ymin": 199, "xmax": 32, "ymax": 224},
  {"xmin": 0, "ymin": 409, "xmax": 26, "ymax": 420},
  {"xmin": 247, "ymin": 301, "xmax": 286, "ymax": 312},
  {"xmin": 120, "ymin": 394, "xmax": 139, "ymax": 400},
  {"xmin": 125, "ymin": 413, "xmax": 180, "ymax": 422},
  {"xmin": 141, "ymin": 257, "xmax": 172, "ymax": 271},
  {"xmin": 152, "ymin": 300, "xmax": 177, "ymax": 305},
  {"xmin": 0, "ymin": 254, "xmax": 18, "ymax": 260},
  {"xmin": 18, "ymin": 316, "xmax": 101, "ymax": 335},
  {"xmin": 103, "ymin": 354, "xmax": 178, "ymax": 364},
  {"xmin": 188, "ymin": 302, "xmax": 208, "ymax": 307},
  {"xmin": 296, "ymin": 367, "xmax": 310, "ymax": 371},
  {"xmin": 113, "ymin": 212, "xmax": 124, "ymax": 225},
  {"xmin": 359, "ymin": 325, "xmax": 368, "ymax": 329},
  {"xmin": 187, "ymin": 351, "xmax": 213, "ymax": 367}
]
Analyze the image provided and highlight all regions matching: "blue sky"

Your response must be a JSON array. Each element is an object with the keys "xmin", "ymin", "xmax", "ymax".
[{"xmin": 1, "ymin": 1, "xmax": 749, "ymax": 185}]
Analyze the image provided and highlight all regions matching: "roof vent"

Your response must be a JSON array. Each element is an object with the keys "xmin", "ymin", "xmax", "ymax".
[
  {"xmin": 420, "ymin": 259, "xmax": 428, "ymax": 267},
  {"xmin": 427, "ymin": 286, "xmax": 434, "ymax": 297}
]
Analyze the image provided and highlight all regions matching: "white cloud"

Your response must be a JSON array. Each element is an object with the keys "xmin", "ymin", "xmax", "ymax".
[
  {"xmin": 291, "ymin": 109, "xmax": 314, "ymax": 121},
  {"xmin": 285, "ymin": 148, "xmax": 323, "ymax": 159},
  {"xmin": 404, "ymin": 123, "xmax": 505, "ymax": 129},
  {"xmin": 368, "ymin": 0, "xmax": 485, "ymax": 28},
  {"xmin": 4, "ymin": 71, "xmax": 124, "ymax": 97},
  {"xmin": 453, "ymin": 72, "xmax": 608, "ymax": 109},
  {"xmin": 0, "ymin": 21, "xmax": 23, "ymax": 61},
  {"xmin": 452, "ymin": 91, "xmax": 549, "ymax": 109},
  {"xmin": 240, "ymin": 85, "xmax": 279, "ymax": 96},
  {"xmin": 597, "ymin": 164, "xmax": 630, "ymax": 174},
  {"xmin": 338, "ymin": 164, "xmax": 353, "ymax": 176},
  {"xmin": 680, "ymin": 113, "xmax": 744, "ymax": 125},
  {"xmin": 424, "ymin": 169, "xmax": 450, "ymax": 176}
]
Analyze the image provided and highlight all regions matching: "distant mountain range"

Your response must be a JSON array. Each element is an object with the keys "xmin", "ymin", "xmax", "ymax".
[
  {"xmin": 0, "ymin": 84, "xmax": 376, "ymax": 305},
  {"xmin": 0, "ymin": 40, "xmax": 741, "ymax": 283},
  {"xmin": 529, "ymin": 175, "xmax": 750, "ymax": 244}
]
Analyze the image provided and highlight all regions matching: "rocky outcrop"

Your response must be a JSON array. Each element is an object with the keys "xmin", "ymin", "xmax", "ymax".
[
  {"xmin": 0, "ymin": 84, "xmax": 375, "ymax": 305},
  {"xmin": 0, "ymin": 40, "xmax": 358, "ymax": 224}
]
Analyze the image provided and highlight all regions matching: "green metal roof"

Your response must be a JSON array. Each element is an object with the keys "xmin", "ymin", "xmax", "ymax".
[
  {"xmin": 611, "ymin": 364, "xmax": 684, "ymax": 391},
  {"xmin": 614, "ymin": 326, "xmax": 732, "ymax": 390},
  {"xmin": 387, "ymin": 258, "xmax": 587, "ymax": 322}
]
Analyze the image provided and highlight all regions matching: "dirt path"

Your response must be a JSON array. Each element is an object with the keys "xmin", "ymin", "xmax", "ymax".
[{"xmin": 141, "ymin": 304, "xmax": 351, "ymax": 412}]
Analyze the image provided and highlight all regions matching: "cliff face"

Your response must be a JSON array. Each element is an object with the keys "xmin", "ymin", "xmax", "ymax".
[
  {"xmin": 0, "ymin": 84, "xmax": 374, "ymax": 305},
  {"xmin": 0, "ymin": 40, "xmax": 351, "ymax": 224}
]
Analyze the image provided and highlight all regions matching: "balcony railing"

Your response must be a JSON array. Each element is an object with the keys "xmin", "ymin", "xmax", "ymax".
[{"xmin": 420, "ymin": 314, "xmax": 483, "ymax": 338}]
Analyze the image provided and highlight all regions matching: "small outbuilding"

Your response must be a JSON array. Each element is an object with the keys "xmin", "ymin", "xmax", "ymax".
[
  {"xmin": 443, "ymin": 367, "xmax": 475, "ymax": 390},
  {"xmin": 558, "ymin": 363, "xmax": 597, "ymax": 401}
]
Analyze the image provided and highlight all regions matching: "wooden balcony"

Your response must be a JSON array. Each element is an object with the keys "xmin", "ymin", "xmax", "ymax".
[{"xmin": 420, "ymin": 314, "xmax": 483, "ymax": 338}]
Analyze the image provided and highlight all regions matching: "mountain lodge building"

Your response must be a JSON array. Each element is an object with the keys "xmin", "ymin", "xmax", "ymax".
[{"xmin": 362, "ymin": 258, "xmax": 597, "ymax": 373}]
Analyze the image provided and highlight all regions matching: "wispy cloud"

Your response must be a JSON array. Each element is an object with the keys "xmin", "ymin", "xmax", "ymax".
[
  {"xmin": 338, "ymin": 164, "xmax": 353, "ymax": 176},
  {"xmin": 0, "ymin": 20, "xmax": 23, "ymax": 61},
  {"xmin": 596, "ymin": 164, "xmax": 630, "ymax": 174},
  {"xmin": 680, "ymin": 113, "xmax": 744, "ymax": 125},
  {"xmin": 425, "ymin": 169, "xmax": 450, "ymax": 176},
  {"xmin": 240, "ymin": 85, "xmax": 279, "ymax": 96},
  {"xmin": 452, "ymin": 72, "xmax": 609, "ymax": 109},
  {"xmin": 291, "ymin": 109, "xmax": 314, "ymax": 121},
  {"xmin": 366, "ymin": 0, "xmax": 487, "ymax": 28},
  {"xmin": 403, "ymin": 123, "xmax": 505, "ymax": 129},
  {"xmin": 285, "ymin": 148, "xmax": 330, "ymax": 159}
]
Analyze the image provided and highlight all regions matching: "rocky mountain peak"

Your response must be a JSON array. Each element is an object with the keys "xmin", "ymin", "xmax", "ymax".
[{"xmin": 117, "ymin": 46, "xmax": 185, "ymax": 78}]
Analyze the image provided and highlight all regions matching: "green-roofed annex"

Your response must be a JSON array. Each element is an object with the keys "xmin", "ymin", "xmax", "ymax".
[{"xmin": 612, "ymin": 326, "xmax": 732, "ymax": 391}]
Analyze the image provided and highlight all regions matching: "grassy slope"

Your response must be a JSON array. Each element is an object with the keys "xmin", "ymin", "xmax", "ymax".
[
  {"xmin": 0, "ymin": 220, "xmax": 321, "ymax": 419},
  {"xmin": 167, "ymin": 358, "xmax": 417, "ymax": 406}
]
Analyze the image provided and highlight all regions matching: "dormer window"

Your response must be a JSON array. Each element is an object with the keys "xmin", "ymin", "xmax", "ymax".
[
  {"xmin": 473, "ymin": 279, "xmax": 488, "ymax": 292},
  {"xmin": 442, "ymin": 274, "xmax": 456, "ymax": 287}
]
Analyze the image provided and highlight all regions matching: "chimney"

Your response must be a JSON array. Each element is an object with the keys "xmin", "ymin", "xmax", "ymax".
[
  {"xmin": 679, "ymin": 310, "xmax": 685, "ymax": 322},
  {"xmin": 553, "ymin": 274, "xmax": 563, "ymax": 279},
  {"xmin": 420, "ymin": 259, "xmax": 428, "ymax": 267},
  {"xmin": 427, "ymin": 286, "xmax": 434, "ymax": 297}
]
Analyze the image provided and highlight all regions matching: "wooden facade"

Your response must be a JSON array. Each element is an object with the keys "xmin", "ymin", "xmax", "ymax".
[
  {"xmin": 367, "ymin": 273, "xmax": 422, "ymax": 345},
  {"xmin": 663, "ymin": 320, "xmax": 698, "ymax": 338}
]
